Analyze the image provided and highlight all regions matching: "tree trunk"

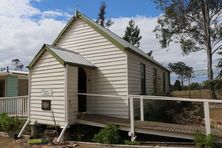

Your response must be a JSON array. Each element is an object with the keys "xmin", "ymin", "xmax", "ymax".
[
  {"xmin": 200, "ymin": 0, "xmax": 213, "ymax": 80},
  {"xmin": 207, "ymin": 51, "xmax": 213, "ymax": 80},
  {"xmin": 181, "ymin": 78, "xmax": 184, "ymax": 90}
]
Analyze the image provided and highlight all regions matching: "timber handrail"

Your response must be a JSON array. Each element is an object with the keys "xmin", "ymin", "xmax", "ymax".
[
  {"xmin": 0, "ymin": 95, "xmax": 28, "ymax": 99},
  {"xmin": 77, "ymin": 93, "xmax": 222, "ymax": 141}
]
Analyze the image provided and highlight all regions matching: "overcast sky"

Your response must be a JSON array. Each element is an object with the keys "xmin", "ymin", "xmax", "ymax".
[{"xmin": 0, "ymin": 0, "xmax": 220, "ymax": 83}]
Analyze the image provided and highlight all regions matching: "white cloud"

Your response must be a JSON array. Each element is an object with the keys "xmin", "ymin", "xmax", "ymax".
[
  {"xmin": 0, "ymin": 0, "xmax": 220, "ymax": 83},
  {"xmin": 109, "ymin": 16, "xmax": 220, "ymax": 71},
  {"xmin": 0, "ymin": 0, "xmax": 40, "ymax": 18},
  {"xmin": 42, "ymin": 10, "xmax": 72, "ymax": 18},
  {"xmin": 0, "ymin": 0, "xmax": 69, "ymax": 69}
]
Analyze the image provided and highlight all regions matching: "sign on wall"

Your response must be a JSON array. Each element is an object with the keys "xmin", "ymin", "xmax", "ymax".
[{"xmin": 41, "ymin": 89, "xmax": 53, "ymax": 97}]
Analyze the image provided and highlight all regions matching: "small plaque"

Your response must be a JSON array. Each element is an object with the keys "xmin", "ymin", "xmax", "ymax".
[
  {"xmin": 42, "ymin": 100, "xmax": 51, "ymax": 110},
  {"xmin": 41, "ymin": 89, "xmax": 53, "ymax": 97}
]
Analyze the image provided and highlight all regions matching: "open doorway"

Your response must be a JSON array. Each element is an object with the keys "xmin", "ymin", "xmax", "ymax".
[
  {"xmin": 0, "ymin": 80, "xmax": 5, "ymax": 97},
  {"xmin": 78, "ymin": 68, "xmax": 87, "ymax": 112}
]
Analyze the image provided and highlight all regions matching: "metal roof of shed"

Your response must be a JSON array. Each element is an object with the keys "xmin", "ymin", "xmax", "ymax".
[{"xmin": 28, "ymin": 44, "xmax": 96, "ymax": 69}]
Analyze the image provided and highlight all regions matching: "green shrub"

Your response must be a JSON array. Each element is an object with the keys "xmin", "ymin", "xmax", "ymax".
[
  {"xmin": 93, "ymin": 124, "xmax": 120, "ymax": 144},
  {"xmin": 0, "ymin": 113, "xmax": 24, "ymax": 136},
  {"xmin": 194, "ymin": 132, "xmax": 216, "ymax": 147},
  {"xmin": 124, "ymin": 140, "xmax": 140, "ymax": 145}
]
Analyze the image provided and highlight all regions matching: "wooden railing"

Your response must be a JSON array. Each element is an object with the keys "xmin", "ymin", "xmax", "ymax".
[
  {"xmin": 0, "ymin": 96, "xmax": 28, "ymax": 117},
  {"xmin": 129, "ymin": 95, "xmax": 222, "ymax": 141},
  {"xmin": 78, "ymin": 93, "xmax": 222, "ymax": 141}
]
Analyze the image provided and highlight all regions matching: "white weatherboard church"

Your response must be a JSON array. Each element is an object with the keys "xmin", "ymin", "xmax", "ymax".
[{"xmin": 19, "ymin": 11, "xmax": 170, "ymax": 140}]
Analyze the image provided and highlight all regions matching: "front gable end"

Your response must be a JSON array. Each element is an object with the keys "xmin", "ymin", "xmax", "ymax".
[
  {"xmin": 28, "ymin": 45, "xmax": 65, "ymax": 69},
  {"xmin": 53, "ymin": 16, "xmax": 126, "ymax": 56}
]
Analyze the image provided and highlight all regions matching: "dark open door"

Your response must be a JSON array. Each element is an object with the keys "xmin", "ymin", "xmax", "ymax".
[
  {"xmin": 78, "ymin": 68, "xmax": 87, "ymax": 112},
  {"xmin": 0, "ymin": 80, "xmax": 5, "ymax": 97}
]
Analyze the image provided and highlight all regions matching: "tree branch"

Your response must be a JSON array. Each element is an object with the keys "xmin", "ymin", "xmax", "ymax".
[{"xmin": 212, "ymin": 45, "xmax": 222, "ymax": 55}]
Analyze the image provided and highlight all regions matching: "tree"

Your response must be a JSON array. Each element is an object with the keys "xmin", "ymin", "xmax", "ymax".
[
  {"xmin": 147, "ymin": 50, "xmax": 153, "ymax": 57},
  {"xmin": 168, "ymin": 62, "xmax": 193, "ymax": 89},
  {"xmin": 217, "ymin": 51, "xmax": 222, "ymax": 78},
  {"xmin": 123, "ymin": 19, "xmax": 142, "ymax": 47},
  {"xmin": 12, "ymin": 59, "xmax": 24, "ymax": 71},
  {"xmin": 154, "ymin": 0, "xmax": 222, "ymax": 80},
  {"xmin": 173, "ymin": 80, "xmax": 182, "ymax": 90},
  {"xmin": 96, "ymin": 2, "xmax": 113, "ymax": 28}
]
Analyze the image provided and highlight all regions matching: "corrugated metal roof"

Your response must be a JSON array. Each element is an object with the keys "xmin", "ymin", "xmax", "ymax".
[{"xmin": 45, "ymin": 44, "xmax": 95, "ymax": 68}]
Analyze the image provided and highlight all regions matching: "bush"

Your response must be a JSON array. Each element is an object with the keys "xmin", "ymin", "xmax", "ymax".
[
  {"xmin": 194, "ymin": 132, "xmax": 216, "ymax": 148},
  {"xmin": 203, "ymin": 79, "xmax": 222, "ymax": 90},
  {"xmin": 93, "ymin": 124, "xmax": 120, "ymax": 144},
  {"xmin": 0, "ymin": 113, "xmax": 24, "ymax": 136},
  {"xmin": 190, "ymin": 82, "xmax": 202, "ymax": 90},
  {"xmin": 124, "ymin": 140, "xmax": 140, "ymax": 145}
]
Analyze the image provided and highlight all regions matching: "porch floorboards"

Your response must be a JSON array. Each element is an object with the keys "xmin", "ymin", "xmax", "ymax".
[{"xmin": 77, "ymin": 114, "xmax": 222, "ymax": 141}]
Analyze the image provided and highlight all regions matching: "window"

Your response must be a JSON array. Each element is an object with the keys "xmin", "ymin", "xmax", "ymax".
[
  {"xmin": 41, "ymin": 100, "xmax": 51, "ymax": 110},
  {"xmin": 163, "ymin": 72, "xmax": 166, "ymax": 93},
  {"xmin": 140, "ymin": 63, "xmax": 146, "ymax": 94},
  {"xmin": 153, "ymin": 68, "xmax": 157, "ymax": 95}
]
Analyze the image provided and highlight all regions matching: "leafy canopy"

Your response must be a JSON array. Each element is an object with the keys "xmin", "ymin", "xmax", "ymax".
[
  {"xmin": 168, "ymin": 62, "xmax": 193, "ymax": 78},
  {"xmin": 154, "ymin": 0, "xmax": 222, "ymax": 54},
  {"xmin": 123, "ymin": 19, "xmax": 142, "ymax": 47},
  {"xmin": 96, "ymin": 2, "xmax": 113, "ymax": 28},
  {"xmin": 168, "ymin": 62, "xmax": 193, "ymax": 88},
  {"xmin": 154, "ymin": 0, "xmax": 222, "ymax": 80}
]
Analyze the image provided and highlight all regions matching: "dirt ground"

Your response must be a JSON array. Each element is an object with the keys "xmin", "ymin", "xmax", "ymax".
[{"xmin": 0, "ymin": 136, "xmax": 194, "ymax": 148}]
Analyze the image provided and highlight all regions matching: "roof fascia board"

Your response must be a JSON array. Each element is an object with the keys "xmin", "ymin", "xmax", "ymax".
[
  {"xmin": 52, "ymin": 16, "xmax": 76, "ymax": 46},
  {"xmin": 28, "ymin": 45, "xmax": 65, "ymax": 69},
  {"xmin": 65, "ymin": 62, "xmax": 96, "ymax": 69}
]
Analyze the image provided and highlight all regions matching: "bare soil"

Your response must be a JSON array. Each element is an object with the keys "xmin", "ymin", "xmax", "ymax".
[{"xmin": 0, "ymin": 137, "xmax": 194, "ymax": 148}]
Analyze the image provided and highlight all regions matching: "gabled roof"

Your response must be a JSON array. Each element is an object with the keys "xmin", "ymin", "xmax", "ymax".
[
  {"xmin": 28, "ymin": 44, "xmax": 96, "ymax": 69},
  {"xmin": 53, "ymin": 11, "xmax": 169, "ymax": 72}
]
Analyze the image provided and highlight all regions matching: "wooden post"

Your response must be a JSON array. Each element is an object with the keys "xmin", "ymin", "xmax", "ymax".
[
  {"xmin": 140, "ymin": 96, "xmax": 144, "ymax": 121},
  {"xmin": 31, "ymin": 124, "xmax": 38, "ymax": 138},
  {"xmin": 129, "ymin": 97, "xmax": 136, "ymax": 141},
  {"xmin": 204, "ymin": 101, "xmax": 211, "ymax": 135}
]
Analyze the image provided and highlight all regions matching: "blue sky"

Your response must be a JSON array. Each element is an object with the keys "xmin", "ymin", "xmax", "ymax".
[
  {"xmin": 0, "ymin": 0, "xmax": 217, "ymax": 84},
  {"xmin": 32, "ymin": 0, "xmax": 162, "ymax": 18}
]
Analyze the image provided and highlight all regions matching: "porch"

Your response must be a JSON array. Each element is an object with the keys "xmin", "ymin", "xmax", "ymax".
[
  {"xmin": 0, "ymin": 96, "xmax": 28, "ymax": 117},
  {"xmin": 0, "ymin": 71, "xmax": 28, "ymax": 97}
]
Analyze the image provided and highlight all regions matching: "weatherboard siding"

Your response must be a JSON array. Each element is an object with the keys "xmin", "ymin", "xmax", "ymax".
[
  {"xmin": 127, "ymin": 51, "xmax": 170, "ymax": 95},
  {"xmin": 30, "ymin": 51, "xmax": 66, "ymax": 126},
  {"xmin": 67, "ymin": 65, "xmax": 78, "ymax": 124},
  {"xmin": 55, "ymin": 19, "xmax": 129, "ymax": 118}
]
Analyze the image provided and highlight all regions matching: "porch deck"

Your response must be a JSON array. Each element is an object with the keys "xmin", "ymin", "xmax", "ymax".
[{"xmin": 77, "ymin": 114, "xmax": 222, "ymax": 141}]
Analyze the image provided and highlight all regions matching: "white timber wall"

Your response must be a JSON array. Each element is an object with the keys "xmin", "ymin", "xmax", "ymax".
[
  {"xmin": 127, "ymin": 51, "xmax": 170, "ymax": 95},
  {"xmin": 55, "ymin": 19, "xmax": 129, "ymax": 118},
  {"xmin": 127, "ymin": 51, "xmax": 170, "ymax": 118},
  {"xmin": 30, "ymin": 51, "xmax": 66, "ymax": 126},
  {"xmin": 67, "ymin": 66, "xmax": 78, "ymax": 124}
]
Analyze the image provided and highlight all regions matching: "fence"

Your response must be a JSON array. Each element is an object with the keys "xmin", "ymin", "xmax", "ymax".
[
  {"xmin": 0, "ymin": 96, "xmax": 28, "ymax": 117},
  {"xmin": 171, "ymin": 89, "xmax": 222, "ymax": 99}
]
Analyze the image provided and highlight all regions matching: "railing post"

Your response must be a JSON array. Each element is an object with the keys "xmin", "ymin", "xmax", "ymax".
[
  {"xmin": 140, "ymin": 96, "xmax": 144, "ymax": 121},
  {"xmin": 204, "ymin": 101, "xmax": 211, "ymax": 135},
  {"xmin": 129, "ymin": 97, "xmax": 136, "ymax": 141}
]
